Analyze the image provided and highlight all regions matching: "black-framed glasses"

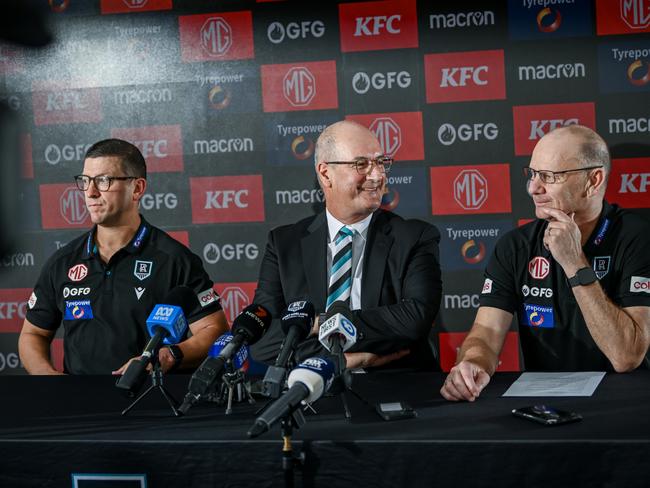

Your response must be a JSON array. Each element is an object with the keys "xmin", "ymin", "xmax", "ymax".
[
  {"xmin": 74, "ymin": 174, "xmax": 137, "ymax": 191},
  {"xmin": 523, "ymin": 165, "xmax": 603, "ymax": 184},
  {"xmin": 325, "ymin": 156, "xmax": 393, "ymax": 175}
]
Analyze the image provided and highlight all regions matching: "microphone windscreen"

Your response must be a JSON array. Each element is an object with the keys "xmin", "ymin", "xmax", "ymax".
[
  {"xmin": 231, "ymin": 304, "xmax": 271, "ymax": 344},
  {"xmin": 280, "ymin": 300, "xmax": 315, "ymax": 338}
]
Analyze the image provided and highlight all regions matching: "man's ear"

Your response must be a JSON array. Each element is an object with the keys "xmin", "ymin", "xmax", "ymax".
[
  {"xmin": 316, "ymin": 162, "xmax": 332, "ymax": 188},
  {"xmin": 132, "ymin": 178, "xmax": 147, "ymax": 202},
  {"xmin": 585, "ymin": 168, "xmax": 605, "ymax": 197}
]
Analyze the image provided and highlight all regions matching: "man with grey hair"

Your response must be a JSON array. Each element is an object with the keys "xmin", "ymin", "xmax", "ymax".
[
  {"xmin": 441, "ymin": 125, "xmax": 650, "ymax": 402},
  {"xmin": 251, "ymin": 120, "xmax": 442, "ymax": 370}
]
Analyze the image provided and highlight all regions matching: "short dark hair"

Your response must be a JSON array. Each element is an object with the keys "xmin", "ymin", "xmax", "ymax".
[{"xmin": 83, "ymin": 139, "xmax": 147, "ymax": 179}]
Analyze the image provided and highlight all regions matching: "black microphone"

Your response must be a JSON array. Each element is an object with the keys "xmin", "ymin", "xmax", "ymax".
[
  {"xmin": 177, "ymin": 303, "xmax": 271, "ymax": 415},
  {"xmin": 116, "ymin": 286, "xmax": 197, "ymax": 393},
  {"xmin": 247, "ymin": 357, "xmax": 335, "ymax": 438},
  {"xmin": 262, "ymin": 301, "xmax": 315, "ymax": 398}
]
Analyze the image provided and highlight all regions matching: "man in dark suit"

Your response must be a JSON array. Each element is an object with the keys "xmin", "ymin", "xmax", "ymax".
[{"xmin": 251, "ymin": 120, "xmax": 442, "ymax": 370}]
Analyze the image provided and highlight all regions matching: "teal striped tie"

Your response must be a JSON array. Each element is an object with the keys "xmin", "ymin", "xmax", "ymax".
[{"xmin": 326, "ymin": 226, "xmax": 354, "ymax": 310}]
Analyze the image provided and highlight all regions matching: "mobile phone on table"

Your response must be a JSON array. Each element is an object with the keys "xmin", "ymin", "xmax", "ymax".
[{"xmin": 512, "ymin": 405, "xmax": 582, "ymax": 426}]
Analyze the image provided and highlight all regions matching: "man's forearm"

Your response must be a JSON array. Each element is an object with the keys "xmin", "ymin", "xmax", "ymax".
[{"xmin": 18, "ymin": 333, "xmax": 60, "ymax": 375}]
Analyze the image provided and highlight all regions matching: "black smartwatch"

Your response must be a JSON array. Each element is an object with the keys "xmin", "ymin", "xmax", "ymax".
[
  {"xmin": 165, "ymin": 345, "xmax": 184, "ymax": 371},
  {"xmin": 568, "ymin": 267, "xmax": 598, "ymax": 287}
]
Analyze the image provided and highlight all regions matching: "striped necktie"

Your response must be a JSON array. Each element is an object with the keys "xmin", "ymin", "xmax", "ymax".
[{"xmin": 326, "ymin": 226, "xmax": 354, "ymax": 310}]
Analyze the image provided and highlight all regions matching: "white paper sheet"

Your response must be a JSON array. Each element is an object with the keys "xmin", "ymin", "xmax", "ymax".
[{"xmin": 502, "ymin": 371, "xmax": 606, "ymax": 397}]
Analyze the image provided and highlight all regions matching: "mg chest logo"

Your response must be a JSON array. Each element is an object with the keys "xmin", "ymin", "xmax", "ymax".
[
  {"xmin": 60, "ymin": 187, "xmax": 88, "ymax": 225},
  {"xmin": 621, "ymin": 0, "xmax": 650, "ymax": 28},
  {"xmin": 528, "ymin": 256, "xmax": 550, "ymax": 280},
  {"xmin": 283, "ymin": 67, "xmax": 315, "ymax": 107},
  {"xmin": 68, "ymin": 264, "xmax": 88, "ymax": 282},
  {"xmin": 369, "ymin": 117, "xmax": 401, "ymax": 157},
  {"xmin": 201, "ymin": 17, "xmax": 232, "ymax": 57},
  {"xmin": 454, "ymin": 170, "xmax": 487, "ymax": 210}
]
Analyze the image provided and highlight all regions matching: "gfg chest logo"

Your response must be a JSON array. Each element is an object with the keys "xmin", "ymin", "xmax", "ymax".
[
  {"xmin": 522, "ymin": 284, "xmax": 553, "ymax": 298},
  {"xmin": 454, "ymin": 170, "xmax": 487, "ymax": 210},
  {"xmin": 369, "ymin": 117, "xmax": 401, "ymax": 157},
  {"xmin": 267, "ymin": 20, "xmax": 325, "ymax": 43},
  {"xmin": 352, "ymin": 71, "xmax": 411, "ymax": 94},
  {"xmin": 200, "ymin": 17, "xmax": 232, "ymax": 57},
  {"xmin": 283, "ymin": 67, "xmax": 315, "ymax": 107}
]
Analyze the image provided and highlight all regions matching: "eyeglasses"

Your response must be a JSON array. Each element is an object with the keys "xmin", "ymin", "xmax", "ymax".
[
  {"xmin": 74, "ymin": 174, "xmax": 138, "ymax": 191},
  {"xmin": 523, "ymin": 165, "xmax": 603, "ymax": 184},
  {"xmin": 325, "ymin": 156, "xmax": 393, "ymax": 175}
]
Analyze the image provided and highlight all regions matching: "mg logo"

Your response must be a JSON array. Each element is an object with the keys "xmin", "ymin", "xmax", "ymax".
[
  {"xmin": 59, "ymin": 187, "xmax": 88, "ymax": 225},
  {"xmin": 528, "ymin": 256, "xmax": 550, "ymax": 280},
  {"xmin": 369, "ymin": 117, "xmax": 401, "ymax": 157},
  {"xmin": 453, "ymin": 170, "xmax": 487, "ymax": 210},
  {"xmin": 283, "ymin": 67, "xmax": 316, "ymax": 107},
  {"xmin": 67, "ymin": 264, "xmax": 88, "ymax": 282},
  {"xmin": 621, "ymin": 0, "xmax": 650, "ymax": 29},
  {"xmin": 200, "ymin": 17, "xmax": 232, "ymax": 57},
  {"xmin": 220, "ymin": 286, "xmax": 250, "ymax": 323},
  {"xmin": 123, "ymin": 0, "xmax": 148, "ymax": 8}
]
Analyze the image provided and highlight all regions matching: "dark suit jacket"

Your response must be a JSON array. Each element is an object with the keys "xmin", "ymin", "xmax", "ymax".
[{"xmin": 250, "ymin": 209, "xmax": 443, "ymax": 370}]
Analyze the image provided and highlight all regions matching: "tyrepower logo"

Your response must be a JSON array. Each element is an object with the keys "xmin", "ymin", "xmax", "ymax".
[
  {"xmin": 596, "ymin": 0, "xmax": 650, "ymax": 35},
  {"xmin": 424, "ymin": 50, "xmax": 506, "ymax": 103},
  {"xmin": 179, "ymin": 11, "xmax": 254, "ymax": 62},
  {"xmin": 440, "ymin": 221, "xmax": 512, "ymax": 271},
  {"xmin": 32, "ymin": 83, "xmax": 103, "ymax": 126},
  {"xmin": 339, "ymin": 0, "xmax": 418, "ymax": 52},
  {"xmin": 190, "ymin": 175, "xmax": 265, "ymax": 223},
  {"xmin": 439, "ymin": 332, "xmax": 520, "ymax": 372},
  {"xmin": 261, "ymin": 61, "xmax": 338, "ymax": 112},
  {"xmin": 214, "ymin": 282, "xmax": 256, "ymax": 324},
  {"xmin": 100, "ymin": 0, "xmax": 172, "ymax": 14},
  {"xmin": 380, "ymin": 167, "xmax": 428, "ymax": 216},
  {"xmin": 512, "ymin": 102, "xmax": 596, "ymax": 156},
  {"xmin": 605, "ymin": 157, "xmax": 650, "ymax": 208},
  {"xmin": 111, "ymin": 125, "xmax": 184, "ymax": 172},
  {"xmin": 430, "ymin": 164, "xmax": 511, "ymax": 216},
  {"xmin": 0, "ymin": 288, "xmax": 31, "ymax": 333},
  {"xmin": 346, "ymin": 112, "xmax": 424, "ymax": 161},
  {"xmin": 598, "ymin": 42, "xmax": 650, "ymax": 93},
  {"xmin": 40, "ymin": 184, "xmax": 90, "ymax": 230}
]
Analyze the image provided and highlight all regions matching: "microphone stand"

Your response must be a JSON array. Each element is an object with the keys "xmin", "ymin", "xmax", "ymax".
[
  {"xmin": 121, "ymin": 356, "xmax": 180, "ymax": 417},
  {"xmin": 202, "ymin": 360, "xmax": 255, "ymax": 415},
  {"xmin": 280, "ymin": 408, "xmax": 306, "ymax": 488}
]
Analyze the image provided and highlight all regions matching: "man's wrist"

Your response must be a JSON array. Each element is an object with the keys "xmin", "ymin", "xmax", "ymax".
[{"xmin": 164, "ymin": 344, "xmax": 184, "ymax": 371}]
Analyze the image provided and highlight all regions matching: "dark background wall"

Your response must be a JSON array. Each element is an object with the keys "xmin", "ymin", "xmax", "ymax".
[{"xmin": 0, "ymin": 0, "xmax": 648, "ymax": 374}]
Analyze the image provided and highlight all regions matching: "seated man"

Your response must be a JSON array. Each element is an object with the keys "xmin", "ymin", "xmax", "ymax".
[
  {"xmin": 441, "ymin": 125, "xmax": 650, "ymax": 402},
  {"xmin": 19, "ymin": 139, "xmax": 228, "ymax": 375},
  {"xmin": 251, "ymin": 120, "xmax": 442, "ymax": 370}
]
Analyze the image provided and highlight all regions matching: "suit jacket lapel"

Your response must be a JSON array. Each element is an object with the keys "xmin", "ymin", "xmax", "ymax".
[
  {"xmin": 301, "ymin": 213, "xmax": 328, "ymax": 311},
  {"xmin": 361, "ymin": 211, "xmax": 393, "ymax": 308}
]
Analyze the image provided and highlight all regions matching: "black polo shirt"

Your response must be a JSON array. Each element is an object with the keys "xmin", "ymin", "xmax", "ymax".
[
  {"xmin": 26, "ymin": 216, "xmax": 221, "ymax": 374},
  {"xmin": 479, "ymin": 201, "xmax": 650, "ymax": 371}
]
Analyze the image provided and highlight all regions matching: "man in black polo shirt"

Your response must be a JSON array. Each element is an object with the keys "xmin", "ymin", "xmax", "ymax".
[
  {"xmin": 441, "ymin": 125, "xmax": 650, "ymax": 402},
  {"xmin": 18, "ymin": 139, "xmax": 228, "ymax": 375}
]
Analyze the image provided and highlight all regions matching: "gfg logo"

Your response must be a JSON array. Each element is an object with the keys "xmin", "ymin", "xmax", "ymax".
[
  {"xmin": 60, "ymin": 187, "xmax": 88, "ymax": 225},
  {"xmin": 351, "ymin": 71, "xmax": 411, "ymax": 94},
  {"xmin": 283, "ymin": 67, "xmax": 315, "ymax": 106},
  {"xmin": 200, "ymin": 17, "xmax": 232, "ymax": 57},
  {"xmin": 369, "ymin": 117, "xmax": 401, "ymax": 157},
  {"xmin": 44, "ymin": 143, "xmax": 92, "ymax": 166},
  {"xmin": 141, "ymin": 193, "xmax": 178, "ymax": 210},
  {"xmin": 62, "ymin": 287, "xmax": 91, "ymax": 298},
  {"xmin": 0, "ymin": 352, "xmax": 21, "ymax": 372},
  {"xmin": 521, "ymin": 284, "xmax": 553, "ymax": 298},
  {"xmin": 437, "ymin": 122, "xmax": 498, "ymax": 146},
  {"xmin": 203, "ymin": 243, "xmax": 259, "ymax": 264},
  {"xmin": 267, "ymin": 20, "xmax": 325, "ymax": 43},
  {"xmin": 453, "ymin": 170, "xmax": 487, "ymax": 210}
]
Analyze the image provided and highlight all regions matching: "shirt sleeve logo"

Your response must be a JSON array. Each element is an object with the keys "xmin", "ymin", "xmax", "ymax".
[
  {"xmin": 28, "ymin": 292, "xmax": 37, "ymax": 309},
  {"xmin": 197, "ymin": 288, "xmax": 219, "ymax": 307},
  {"xmin": 481, "ymin": 278, "xmax": 493, "ymax": 294},
  {"xmin": 64, "ymin": 300, "xmax": 94, "ymax": 320},
  {"xmin": 67, "ymin": 264, "xmax": 88, "ymax": 282},
  {"xmin": 630, "ymin": 276, "xmax": 650, "ymax": 293},
  {"xmin": 133, "ymin": 260, "xmax": 153, "ymax": 281}
]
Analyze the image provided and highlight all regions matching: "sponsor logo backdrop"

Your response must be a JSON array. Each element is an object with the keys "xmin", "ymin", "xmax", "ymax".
[{"xmin": 1, "ymin": 0, "xmax": 649, "ymax": 374}]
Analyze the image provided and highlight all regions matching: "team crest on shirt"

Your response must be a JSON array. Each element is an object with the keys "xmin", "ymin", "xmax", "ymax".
[
  {"xmin": 133, "ymin": 260, "xmax": 153, "ymax": 281},
  {"xmin": 522, "ymin": 304, "xmax": 555, "ymax": 328},
  {"xmin": 592, "ymin": 256, "xmax": 610, "ymax": 280}
]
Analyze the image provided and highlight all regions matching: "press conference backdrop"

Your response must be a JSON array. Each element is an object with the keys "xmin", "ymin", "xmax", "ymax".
[{"xmin": 0, "ymin": 0, "xmax": 649, "ymax": 375}]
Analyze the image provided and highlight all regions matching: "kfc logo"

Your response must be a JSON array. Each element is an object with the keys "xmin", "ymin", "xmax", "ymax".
[
  {"xmin": 430, "ymin": 164, "xmax": 511, "ymax": 215},
  {"xmin": 190, "ymin": 175, "xmax": 265, "ymax": 223},
  {"xmin": 425, "ymin": 50, "xmax": 506, "ymax": 103},
  {"xmin": 32, "ymin": 84, "xmax": 103, "ymax": 126},
  {"xmin": 68, "ymin": 264, "xmax": 88, "ymax": 282},
  {"xmin": 0, "ymin": 289, "xmax": 31, "ymax": 333},
  {"xmin": 346, "ymin": 112, "xmax": 424, "ymax": 161},
  {"xmin": 528, "ymin": 257, "xmax": 550, "ymax": 280},
  {"xmin": 100, "ymin": 0, "xmax": 171, "ymax": 14},
  {"xmin": 339, "ymin": 0, "xmax": 418, "ymax": 52},
  {"xmin": 261, "ymin": 61, "xmax": 338, "ymax": 112},
  {"xmin": 605, "ymin": 158, "xmax": 650, "ymax": 208},
  {"xmin": 598, "ymin": 0, "xmax": 650, "ymax": 34},
  {"xmin": 179, "ymin": 11, "xmax": 254, "ymax": 62},
  {"xmin": 111, "ymin": 125, "xmax": 184, "ymax": 173},
  {"xmin": 512, "ymin": 102, "xmax": 596, "ymax": 156}
]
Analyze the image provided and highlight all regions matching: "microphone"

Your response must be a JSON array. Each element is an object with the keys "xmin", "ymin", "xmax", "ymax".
[
  {"xmin": 116, "ymin": 286, "xmax": 197, "ymax": 393},
  {"xmin": 262, "ymin": 300, "xmax": 315, "ymax": 398},
  {"xmin": 178, "ymin": 303, "xmax": 271, "ymax": 415},
  {"xmin": 247, "ymin": 357, "xmax": 335, "ymax": 438},
  {"xmin": 318, "ymin": 301, "xmax": 357, "ymax": 374}
]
